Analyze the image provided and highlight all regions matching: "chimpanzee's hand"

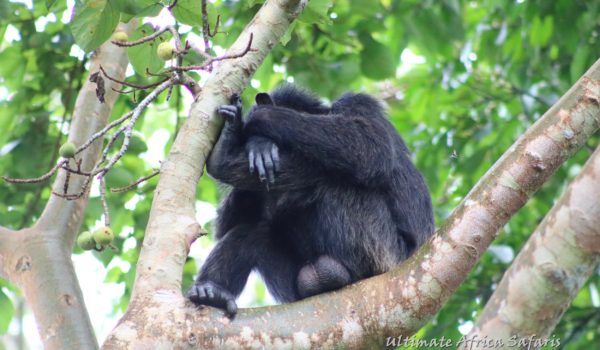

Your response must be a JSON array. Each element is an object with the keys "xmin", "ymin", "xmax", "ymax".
[
  {"xmin": 187, "ymin": 280, "xmax": 238, "ymax": 316},
  {"xmin": 246, "ymin": 136, "xmax": 280, "ymax": 184},
  {"xmin": 217, "ymin": 93, "xmax": 243, "ymax": 129}
]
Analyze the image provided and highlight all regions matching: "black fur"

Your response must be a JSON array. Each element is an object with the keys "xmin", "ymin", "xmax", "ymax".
[{"xmin": 187, "ymin": 85, "xmax": 435, "ymax": 315}]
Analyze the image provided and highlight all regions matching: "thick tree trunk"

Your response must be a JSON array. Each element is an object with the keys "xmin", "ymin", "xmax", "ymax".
[
  {"xmin": 462, "ymin": 145, "xmax": 600, "ymax": 349},
  {"xmin": 0, "ymin": 22, "xmax": 135, "ymax": 350}
]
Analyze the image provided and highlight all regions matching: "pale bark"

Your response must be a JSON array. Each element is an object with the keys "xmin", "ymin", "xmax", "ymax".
[
  {"xmin": 0, "ymin": 22, "xmax": 135, "ymax": 349},
  {"xmin": 461, "ymin": 146, "xmax": 600, "ymax": 349}
]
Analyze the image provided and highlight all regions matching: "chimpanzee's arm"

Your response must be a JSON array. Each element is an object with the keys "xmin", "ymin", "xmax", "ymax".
[
  {"xmin": 243, "ymin": 95, "xmax": 397, "ymax": 186},
  {"xmin": 207, "ymin": 96, "xmax": 324, "ymax": 190}
]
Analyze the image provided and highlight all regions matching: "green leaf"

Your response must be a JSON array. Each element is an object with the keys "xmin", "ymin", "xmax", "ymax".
[
  {"xmin": 0, "ymin": 2, "xmax": 9, "ymax": 20},
  {"xmin": 246, "ymin": 0, "xmax": 264, "ymax": 8},
  {"xmin": 359, "ymin": 33, "xmax": 396, "ymax": 80},
  {"xmin": 529, "ymin": 16, "xmax": 553, "ymax": 47},
  {"xmin": 105, "ymin": 167, "xmax": 134, "ymax": 188},
  {"xmin": 171, "ymin": 0, "xmax": 203, "ymax": 27},
  {"xmin": 0, "ymin": 46, "xmax": 26, "ymax": 90},
  {"xmin": 0, "ymin": 289, "xmax": 14, "ymax": 334},
  {"xmin": 114, "ymin": 0, "xmax": 162, "ymax": 18},
  {"xmin": 298, "ymin": 0, "xmax": 333, "ymax": 25},
  {"xmin": 46, "ymin": 0, "xmax": 58, "ymax": 9},
  {"xmin": 104, "ymin": 266, "xmax": 123, "ymax": 283},
  {"xmin": 70, "ymin": 0, "xmax": 120, "ymax": 52},
  {"xmin": 280, "ymin": 21, "xmax": 297, "ymax": 46},
  {"xmin": 127, "ymin": 24, "xmax": 168, "ymax": 76},
  {"xmin": 570, "ymin": 44, "xmax": 590, "ymax": 83}
]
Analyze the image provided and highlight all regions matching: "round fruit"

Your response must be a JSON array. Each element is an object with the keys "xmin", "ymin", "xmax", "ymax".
[
  {"xmin": 93, "ymin": 226, "xmax": 114, "ymax": 246},
  {"xmin": 77, "ymin": 231, "xmax": 96, "ymax": 250},
  {"xmin": 112, "ymin": 31, "xmax": 129, "ymax": 43},
  {"xmin": 59, "ymin": 142, "xmax": 76, "ymax": 158},
  {"xmin": 157, "ymin": 42, "xmax": 174, "ymax": 61}
]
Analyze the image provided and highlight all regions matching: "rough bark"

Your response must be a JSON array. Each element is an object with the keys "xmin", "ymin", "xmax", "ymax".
[
  {"xmin": 104, "ymin": 1, "xmax": 600, "ymax": 347},
  {"xmin": 0, "ymin": 22, "xmax": 135, "ymax": 350},
  {"xmin": 460, "ymin": 146, "xmax": 600, "ymax": 349}
]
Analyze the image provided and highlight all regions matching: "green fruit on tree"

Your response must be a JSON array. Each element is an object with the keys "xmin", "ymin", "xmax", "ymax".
[
  {"xmin": 59, "ymin": 142, "xmax": 76, "ymax": 158},
  {"xmin": 93, "ymin": 226, "xmax": 114, "ymax": 246},
  {"xmin": 157, "ymin": 42, "xmax": 174, "ymax": 61},
  {"xmin": 77, "ymin": 231, "xmax": 96, "ymax": 250},
  {"xmin": 112, "ymin": 31, "xmax": 129, "ymax": 42}
]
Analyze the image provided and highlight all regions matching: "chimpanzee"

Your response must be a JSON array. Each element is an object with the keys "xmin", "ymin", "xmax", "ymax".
[{"xmin": 187, "ymin": 85, "xmax": 435, "ymax": 315}]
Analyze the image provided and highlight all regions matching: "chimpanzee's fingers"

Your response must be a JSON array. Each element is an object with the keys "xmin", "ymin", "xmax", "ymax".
[
  {"xmin": 217, "ymin": 105, "xmax": 238, "ymax": 123},
  {"xmin": 263, "ymin": 150, "xmax": 275, "ymax": 183},
  {"xmin": 255, "ymin": 154, "xmax": 266, "ymax": 182},
  {"xmin": 248, "ymin": 150, "xmax": 256, "ymax": 174},
  {"xmin": 230, "ymin": 93, "xmax": 242, "ymax": 107},
  {"xmin": 271, "ymin": 144, "xmax": 280, "ymax": 173}
]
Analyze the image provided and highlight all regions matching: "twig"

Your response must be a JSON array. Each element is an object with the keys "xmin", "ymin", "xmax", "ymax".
[
  {"xmin": 76, "ymin": 111, "xmax": 134, "ymax": 156},
  {"xmin": 208, "ymin": 15, "xmax": 221, "ymax": 38},
  {"xmin": 111, "ymin": 27, "xmax": 171, "ymax": 47},
  {"xmin": 63, "ymin": 160, "xmax": 71, "ymax": 194},
  {"xmin": 2, "ymin": 161, "xmax": 66, "ymax": 184},
  {"xmin": 201, "ymin": 0, "xmax": 211, "ymax": 53},
  {"xmin": 110, "ymin": 170, "xmax": 160, "ymax": 193},
  {"xmin": 167, "ymin": 0, "xmax": 178, "ymax": 11},
  {"xmin": 99, "ymin": 177, "xmax": 110, "ymax": 226},
  {"xmin": 51, "ymin": 174, "xmax": 93, "ymax": 200},
  {"xmin": 100, "ymin": 78, "xmax": 175, "ymax": 177},
  {"xmin": 170, "ymin": 33, "xmax": 254, "ymax": 72},
  {"xmin": 59, "ymin": 164, "xmax": 93, "ymax": 177},
  {"xmin": 100, "ymin": 66, "xmax": 169, "ymax": 90}
]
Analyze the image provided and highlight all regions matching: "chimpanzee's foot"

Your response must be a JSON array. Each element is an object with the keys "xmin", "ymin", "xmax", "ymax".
[{"xmin": 187, "ymin": 280, "xmax": 238, "ymax": 316}]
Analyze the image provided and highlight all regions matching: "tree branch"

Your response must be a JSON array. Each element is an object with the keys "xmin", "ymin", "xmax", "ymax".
[
  {"xmin": 0, "ymin": 22, "xmax": 136, "ymax": 350},
  {"xmin": 0, "ymin": 225, "xmax": 15, "ymax": 279},
  {"xmin": 462, "ymin": 145, "xmax": 600, "ymax": 348}
]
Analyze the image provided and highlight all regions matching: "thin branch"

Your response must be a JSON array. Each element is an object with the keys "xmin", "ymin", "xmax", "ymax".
[
  {"xmin": 110, "ymin": 170, "xmax": 160, "ymax": 193},
  {"xmin": 208, "ymin": 15, "xmax": 222, "ymax": 37},
  {"xmin": 2, "ymin": 161, "xmax": 66, "ymax": 184},
  {"xmin": 99, "ymin": 177, "xmax": 110, "ymax": 226},
  {"xmin": 167, "ymin": 0, "xmax": 178, "ymax": 11},
  {"xmin": 51, "ymin": 174, "xmax": 93, "ymax": 200},
  {"xmin": 170, "ymin": 33, "xmax": 254, "ymax": 72},
  {"xmin": 111, "ymin": 27, "xmax": 170, "ymax": 47},
  {"xmin": 100, "ymin": 78, "xmax": 175, "ymax": 175},
  {"xmin": 99, "ymin": 65, "xmax": 169, "ymax": 90},
  {"xmin": 201, "ymin": 0, "xmax": 211, "ymax": 53},
  {"xmin": 76, "ymin": 111, "xmax": 133, "ymax": 156}
]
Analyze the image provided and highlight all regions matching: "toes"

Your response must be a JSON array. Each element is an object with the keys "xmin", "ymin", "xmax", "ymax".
[
  {"xmin": 187, "ymin": 286, "xmax": 199, "ymax": 301},
  {"xmin": 226, "ymin": 300, "xmax": 238, "ymax": 315},
  {"xmin": 196, "ymin": 285, "xmax": 207, "ymax": 299}
]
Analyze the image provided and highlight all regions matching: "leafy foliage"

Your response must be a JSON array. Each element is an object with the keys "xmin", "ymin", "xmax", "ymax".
[{"xmin": 1, "ymin": 0, "xmax": 599, "ymax": 348}]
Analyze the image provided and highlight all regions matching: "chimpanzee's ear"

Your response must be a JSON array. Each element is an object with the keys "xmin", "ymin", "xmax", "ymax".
[{"xmin": 255, "ymin": 93, "xmax": 274, "ymax": 105}]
